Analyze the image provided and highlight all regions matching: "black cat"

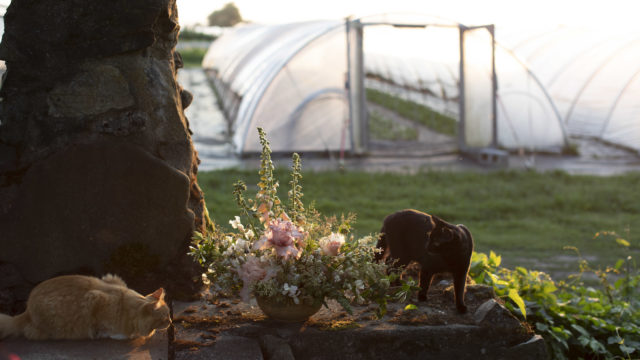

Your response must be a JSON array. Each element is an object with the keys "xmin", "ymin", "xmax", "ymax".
[{"xmin": 376, "ymin": 209, "xmax": 474, "ymax": 313}]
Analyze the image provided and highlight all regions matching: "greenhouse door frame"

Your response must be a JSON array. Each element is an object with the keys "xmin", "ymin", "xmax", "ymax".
[
  {"xmin": 458, "ymin": 24, "xmax": 498, "ymax": 152},
  {"xmin": 346, "ymin": 20, "xmax": 497, "ymax": 155}
]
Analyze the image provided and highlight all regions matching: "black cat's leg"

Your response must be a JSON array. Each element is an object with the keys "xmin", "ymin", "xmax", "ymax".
[
  {"xmin": 418, "ymin": 269, "xmax": 434, "ymax": 302},
  {"xmin": 453, "ymin": 271, "xmax": 468, "ymax": 313}
]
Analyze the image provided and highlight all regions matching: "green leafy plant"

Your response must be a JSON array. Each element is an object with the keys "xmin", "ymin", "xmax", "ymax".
[
  {"xmin": 190, "ymin": 128, "xmax": 390, "ymax": 315},
  {"xmin": 470, "ymin": 234, "xmax": 639, "ymax": 359}
]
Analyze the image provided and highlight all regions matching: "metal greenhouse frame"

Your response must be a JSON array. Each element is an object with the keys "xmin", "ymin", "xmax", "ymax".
[{"xmin": 346, "ymin": 19, "xmax": 502, "ymax": 159}]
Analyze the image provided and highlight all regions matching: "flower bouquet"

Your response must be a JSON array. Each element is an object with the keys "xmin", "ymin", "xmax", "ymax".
[{"xmin": 190, "ymin": 128, "xmax": 390, "ymax": 320}]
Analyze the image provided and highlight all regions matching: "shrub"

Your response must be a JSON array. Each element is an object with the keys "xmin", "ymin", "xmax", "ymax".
[{"xmin": 470, "ymin": 233, "xmax": 639, "ymax": 359}]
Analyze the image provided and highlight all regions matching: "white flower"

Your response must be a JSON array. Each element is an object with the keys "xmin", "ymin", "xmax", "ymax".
[
  {"xmin": 235, "ymin": 239, "xmax": 249, "ymax": 251},
  {"xmin": 282, "ymin": 283, "xmax": 300, "ymax": 304},
  {"xmin": 201, "ymin": 273, "xmax": 211, "ymax": 285},
  {"xmin": 355, "ymin": 279, "xmax": 365, "ymax": 290},
  {"xmin": 319, "ymin": 233, "xmax": 345, "ymax": 256},
  {"xmin": 245, "ymin": 229, "xmax": 255, "ymax": 239},
  {"xmin": 229, "ymin": 216, "xmax": 245, "ymax": 232}
]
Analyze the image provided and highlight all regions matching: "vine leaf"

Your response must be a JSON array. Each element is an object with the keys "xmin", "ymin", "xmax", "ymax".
[{"xmin": 507, "ymin": 288, "xmax": 526, "ymax": 319}]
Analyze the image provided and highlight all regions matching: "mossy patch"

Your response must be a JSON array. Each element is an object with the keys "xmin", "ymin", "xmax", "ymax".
[{"xmin": 322, "ymin": 320, "xmax": 362, "ymax": 331}]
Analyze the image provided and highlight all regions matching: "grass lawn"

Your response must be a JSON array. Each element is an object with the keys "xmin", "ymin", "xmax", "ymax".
[{"xmin": 198, "ymin": 167, "xmax": 640, "ymax": 278}]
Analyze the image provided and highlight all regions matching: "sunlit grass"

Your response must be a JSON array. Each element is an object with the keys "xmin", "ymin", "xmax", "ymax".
[{"xmin": 198, "ymin": 168, "xmax": 640, "ymax": 276}]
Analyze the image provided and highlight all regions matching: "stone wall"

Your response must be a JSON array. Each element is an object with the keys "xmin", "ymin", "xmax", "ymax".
[
  {"xmin": 0, "ymin": 0, "xmax": 205, "ymax": 314},
  {"xmin": 172, "ymin": 285, "xmax": 549, "ymax": 359}
]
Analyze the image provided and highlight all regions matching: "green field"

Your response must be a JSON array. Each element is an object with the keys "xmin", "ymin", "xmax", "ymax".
[
  {"xmin": 198, "ymin": 167, "xmax": 640, "ymax": 278},
  {"xmin": 179, "ymin": 47, "xmax": 208, "ymax": 68}
]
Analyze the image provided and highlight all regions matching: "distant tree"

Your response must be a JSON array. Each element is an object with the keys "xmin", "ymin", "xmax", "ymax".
[{"xmin": 207, "ymin": 3, "xmax": 242, "ymax": 27}]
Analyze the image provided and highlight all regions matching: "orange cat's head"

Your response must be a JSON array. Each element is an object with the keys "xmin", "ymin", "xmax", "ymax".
[{"xmin": 138, "ymin": 288, "xmax": 171, "ymax": 336}]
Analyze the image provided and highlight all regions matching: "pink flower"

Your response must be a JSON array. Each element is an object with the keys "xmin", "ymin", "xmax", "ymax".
[
  {"xmin": 253, "ymin": 214, "xmax": 307, "ymax": 260},
  {"xmin": 319, "ymin": 233, "xmax": 345, "ymax": 256},
  {"xmin": 237, "ymin": 256, "xmax": 277, "ymax": 302}
]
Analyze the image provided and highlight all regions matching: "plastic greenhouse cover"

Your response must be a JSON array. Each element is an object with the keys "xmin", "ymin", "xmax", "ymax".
[
  {"xmin": 498, "ymin": 26, "xmax": 640, "ymax": 153},
  {"xmin": 241, "ymin": 24, "xmax": 348, "ymax": 153},
  {"xmin": 204, "ymin": 19, "xmax": 640, "ymax": 154}
]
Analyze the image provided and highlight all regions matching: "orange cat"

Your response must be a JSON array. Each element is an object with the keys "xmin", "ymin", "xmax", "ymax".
[{"xmin": 0, "ymin": 274, "xmax": 171, "ymax": 340}]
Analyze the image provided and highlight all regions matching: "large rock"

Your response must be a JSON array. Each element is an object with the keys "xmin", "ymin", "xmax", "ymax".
[
  {"xmin": 0, "ymin": 140, "xmax": 193, "ymax": 284},
  {"xmin": 47, "ymin": 64, "xmax": 135, "ymax": 118},
  {"xmin": 0, "ymin": 0, "xmax": 205, "ymax": 310}
]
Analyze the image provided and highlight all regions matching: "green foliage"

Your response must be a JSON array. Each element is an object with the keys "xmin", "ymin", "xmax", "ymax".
[
  {"xmin": 179, "ymin": 47, "xmax": 208, "ymax": 68},
  {"xmin": 179, "ymin": 29, "xmax": 217, "ymax": 41},
  {"xmin": 390, "ymin": 276, "xmax": 421, "ymax": 304},
  {"xmin": 470, "ymin": 235, "xmax": 640, "ymax": 359},
  {"xmin": 366, "ymin": 88, "xmax": 458, "ymax": 136},
  {"xmin": 208, "ymin": 2, "xmax": 242, "ymax": 27},
  {"xmin": 404, "ymin": 304, "xmax": 418, "ymax": 311},
  {"xmin": 198, "ymin": 168, "xmax": 640, "ymax": 273}
]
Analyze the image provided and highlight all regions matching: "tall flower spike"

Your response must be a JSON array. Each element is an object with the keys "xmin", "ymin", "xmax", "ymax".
[
  {"xmin": 233, "ymin": 180, "xmax": 258, "ymax": 235},
  {"xmin": 257, "ymin": 128, "xmax": 281, "ymax": 220},
  {"xmin": 288, "ymin": 152, "xmax": 305, "ymax": 225}
]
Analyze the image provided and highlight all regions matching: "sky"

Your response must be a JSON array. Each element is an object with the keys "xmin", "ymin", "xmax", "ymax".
[
  {"xmin": 0, "ymin": 0, "xmax": 636, "ymax": 31},
  {"xmin": 176, "ymin": 0, "xmax": 640, "ymax": 30}
]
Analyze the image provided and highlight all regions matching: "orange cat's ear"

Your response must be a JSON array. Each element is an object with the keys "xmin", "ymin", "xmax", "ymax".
[{"xmin": 148, "ymin": 288, "xmax": 165, "ymax": 302}]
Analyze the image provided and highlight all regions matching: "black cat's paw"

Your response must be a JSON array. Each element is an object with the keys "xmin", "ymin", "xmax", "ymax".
[{"xmin": 456, "ymin": 303, "xmax": 468, "ymax": 314}]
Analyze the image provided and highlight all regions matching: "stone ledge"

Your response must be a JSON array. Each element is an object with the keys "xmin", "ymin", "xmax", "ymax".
[
  {"xmin": 0, "ymin": 329, "xmax": 168, "ymax": 360},
  {"xmin": 172, "ymin": 284, "xmax": 548, "ymax": 360}
]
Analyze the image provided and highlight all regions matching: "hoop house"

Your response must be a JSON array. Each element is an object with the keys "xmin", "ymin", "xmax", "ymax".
[
  {"xmin": 499, "ymin": 26, "xmax": 640, "ymax": 153},
  {"xmin": 359, "ymin": 16, "xmax": 567, "ymax": 152},
  {"xmin": 203, "ymin": 21, "xmax": 348, "ymax": 154},
  {"xmin": 204, "ymin": 17, "xmax": 639, "ymax": 156}
]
